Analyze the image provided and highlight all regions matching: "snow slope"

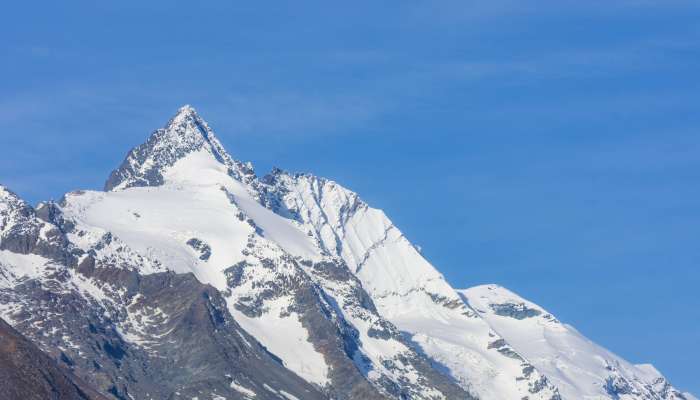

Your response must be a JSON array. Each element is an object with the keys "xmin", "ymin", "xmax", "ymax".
[
  {"xmin": 261, "ymin": 172, "xmax": 561, "ymax": 400},
  {"xmin": 461, "ymin": 285, "xmax": 691, "ymax": 400},
  {"xmin": 262, "ymin": 170, "xmax": 693, "ymax": 400},
  {"xmin": 0, "ymin": 183, "xmax": 327, "ymax": 400},
  {"xmin": 61, "ymin": 124, "xmax": 333, "ymax": 389}
]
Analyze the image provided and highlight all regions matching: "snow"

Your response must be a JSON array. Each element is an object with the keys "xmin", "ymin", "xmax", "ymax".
[
  {"xmin": 61, "ymin": 182, "xmax": 251, "ymax": 290},
  {"xmin": 259, "ymin": 383, "xmax": 300, "ymax": 400},
  {"xmin": 0, "ymin": 185, "xmax": 11, "ymax": 199},
  {"xmin": 262, "ymin": 384, "xmax": 276, "ymax": 393},
  {"xmin": 266, "ymin": 173, "xmax": 558, "ymax": 399},
  {"xmin": 61, "ymin": 147, "xmax": 329, "ymax": 388},
  {"xmin": 283, "ymin": 220, "xmax": 450, "ymax": 398},
  {"xmin": 393, "ymin": 307, "xmax": 542, "ymax": 399},
  {"xmin": 0, "ymin": 251, "xmax": 50, "ymax": 287},
  {"xmin": 229, "ymin": 295, "xmax": 329, "ymax": 386},
  {"xmin": 461, "ymin": 284, "xmax": 690, "ymax": 400},
  {"xmin": 264, "ymin": 170, "xmax": 691, "ymax": 400},
  {"xmin": 67, "ymin": 268, "xmax": 112, "ymax": 307},
  {"xmin": 634, "ymin": 363, "xmax": 664, "ymax": 381},
  {"xmin": 266, "ymin": 174, "xmax": 454, "ymax": 299},
  {"xmin": 0, "ymin": 185, "xmax": 36, "ymax": 239},
  {"xmin": 230, "ymin": 381, "xmax": 256, "ymax": 398},
  {"xmin": 162, "ymin": 149, "xmax": 319, "ymax": 259},
  {"xmin": 278, "ymin": 390, "xmax": 300, "ymax": 400},
  {"xmin": 116, "ymin": 294, "xmax": 170, "ymax": 348},
  {"xmin": 0, "ymin": 186, "xmax": 22, "ymax": 212},
  {"xmin": 264, "ymin": 174, "xmax": 463, "ymax": 306}
]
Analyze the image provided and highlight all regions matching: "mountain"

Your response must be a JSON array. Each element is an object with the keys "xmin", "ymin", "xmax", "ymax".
[
  {"xmin": 0, "ymin": 105, "xmax": 693, "ymax": 400},
  {"xmin": 0, "ymin": 317, "xmax": 107, "ymax": 400}
]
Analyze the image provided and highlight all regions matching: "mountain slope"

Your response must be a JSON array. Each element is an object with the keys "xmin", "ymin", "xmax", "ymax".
[
  {"xmin": 461, "ymin": 285, "xmax": 692, "ymax": 400},
  {"xmin": 260, "ymin": 171, "xmax": 562, "ymax": 400},
  {"xmin": 0, "ymin": 185, "xmax": 327, "ymax": 400},
  {"xmin": 0, "ymin": 317, "xmax": 107, "ymax": 400},
  {"xmin": 56, "ymin": 105, "xmax": 470, "ymax": 399},
  {"xmin": 259, "ymin": 170, "xmax": 693, "ymax": 400}
]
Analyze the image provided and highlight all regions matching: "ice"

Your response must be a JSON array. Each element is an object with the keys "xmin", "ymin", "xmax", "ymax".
[{"xmin": 229, "ymin": 295, "xmax": 330, "ymax": 386}]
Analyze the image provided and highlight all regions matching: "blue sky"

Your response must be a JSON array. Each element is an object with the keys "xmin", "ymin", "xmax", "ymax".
[{"xmin": 2, "ymin": 1, "xmax": 699, "ymax": 394}]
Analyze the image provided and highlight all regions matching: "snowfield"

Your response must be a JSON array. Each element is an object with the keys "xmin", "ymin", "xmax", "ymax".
[{"xmin": 461, "ymin": 285, "xmax": 691, "ymax": 400}]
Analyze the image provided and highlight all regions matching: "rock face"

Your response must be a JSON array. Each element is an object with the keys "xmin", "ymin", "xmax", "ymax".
[
  {"xmin": 0, "ymin": 105, "xmax": 693, "ymax": 400},
  {"xmin": 0, "ymin": 317, "xmax": 107, "ymax": 400}
]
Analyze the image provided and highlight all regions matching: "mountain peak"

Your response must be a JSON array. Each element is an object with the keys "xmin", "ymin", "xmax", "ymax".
[
  {"xmin": 104, "ymin": 106, "xmax": 255, "ymax": 191},
  {"xmin": 176, "ymin": 103, "xmax": 196, "ymax": 114},
  {"xmin": 0, "ymin": 185, "xmax": 36, "ymax": 238},
  {"xmin": 0, "ymin": 185, "xmax": 12, "ymax": 200},
  {"xmin": 167, "ymin": 104, "xmax": 205, "ymax": 132},
  {"xmin": 0, "ymin": 185, "xmax": 28, "ymax": 211},
  {"xmin": 162, "ymin": 104, "xmax": 214, "ymax": 143}
]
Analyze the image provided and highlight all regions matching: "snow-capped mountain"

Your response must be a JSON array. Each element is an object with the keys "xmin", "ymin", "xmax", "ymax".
[{"xmin": 0, "ymin": 105, "xmax": 693, "ymax": 400}]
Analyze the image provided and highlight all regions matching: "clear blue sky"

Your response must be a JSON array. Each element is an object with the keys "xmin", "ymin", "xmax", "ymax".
[{"xmin": 1, "ymin": 1, "xmax": 699, "ymax": 394}]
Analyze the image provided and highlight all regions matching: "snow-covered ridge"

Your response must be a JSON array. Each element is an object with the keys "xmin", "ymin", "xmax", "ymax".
[
  {"xmin": 260, "ymin": 171, "xmax": 460, "ymax": 304},
  {"xmin": 461, "ymin": 285, "xmax": 692, "ymax": 400},
  {"xmin": 260, "ymin": 171, "xmax": 563, "ymax": 399},
  {"xmin": 257, "ymin": 134, "xmax": 692, "ymax": 400}
]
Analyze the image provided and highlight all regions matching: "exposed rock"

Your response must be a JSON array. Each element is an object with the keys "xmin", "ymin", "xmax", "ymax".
[
  {"xmin": 0, "ymin": 317, "xmax": 107, "ymax": 400},
  {"xmin": 489, "ymin": 302, "xmax": 542, "ymax": 320}
]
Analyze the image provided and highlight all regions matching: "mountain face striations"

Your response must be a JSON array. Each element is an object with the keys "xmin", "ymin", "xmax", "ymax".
[{"xmin": 0, "ymin": 106, "xmax": 692, "ymax": 400}]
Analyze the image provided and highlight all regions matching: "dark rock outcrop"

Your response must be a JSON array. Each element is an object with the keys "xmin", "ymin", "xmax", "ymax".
[{"xmin": 0, "ymin": 317, "xmax": 107, "ymax": 400}]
